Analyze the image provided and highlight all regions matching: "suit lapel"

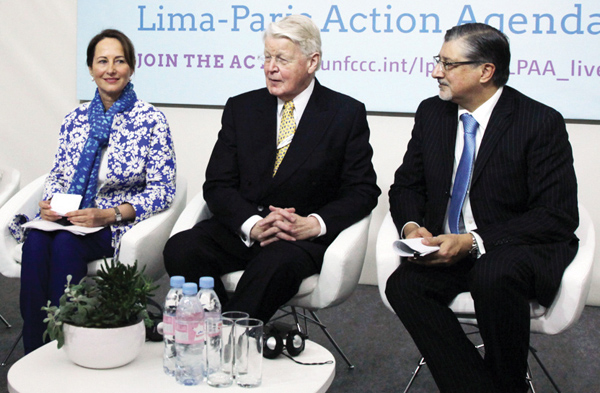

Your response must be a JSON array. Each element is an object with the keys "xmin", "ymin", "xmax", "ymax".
[
  {"xmin": 472, "ymin": 88, "xmax": 514, "ymax": 185},
  {"xmin": 251, "ymin": 92, "xmax": 279, "ymax": 187},
  {"xmin": 441, "ymin": 104, "xmax": 458, "ymax": 174},
  {"xmin": 440, "ymin": 102, "xmax": 459, "ymax": 192}
]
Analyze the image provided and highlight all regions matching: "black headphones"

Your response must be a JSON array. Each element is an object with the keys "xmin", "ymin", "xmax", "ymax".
[
  {"xmin": 263, "ymin": 321, "xmax": 332, "ymax": 366},
  {"xmin": 145, "ymin": 297, "xmax": 164, "ymax": 342},
  {"xmin": 263, "ymin": 321, "xmax": 306, "ymax": 359}
]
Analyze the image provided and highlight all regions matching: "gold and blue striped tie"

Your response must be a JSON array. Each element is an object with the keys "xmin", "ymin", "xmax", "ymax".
[{"xmin": 273, "ymin": 101, "xmax": 296, "ymax": 176}]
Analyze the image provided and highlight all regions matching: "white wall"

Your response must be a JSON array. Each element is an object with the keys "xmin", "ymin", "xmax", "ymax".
[{"xmin": 2, "ymin": 0, "xmax": 599, "ymax": 305}]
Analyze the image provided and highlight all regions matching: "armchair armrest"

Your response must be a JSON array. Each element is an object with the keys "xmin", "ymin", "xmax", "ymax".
[
  {"xmin": 375, "ymin": 212, "xmax": 401, "ymax": 312},
  {"xmin": 289, "ymin": 214, "xmax": 372, "ymax": 310},
  {"xmin": 105, "ymin": 176, "xmax": 188, "ymax": 280},
  {"xmin": 170, "ymin": 191, "xmax": 212, "ymax": 237},
  {"xmin": 0, "ymin": 166, "xmax": 21, "ymax": 207},
  {"xmin": 0, "ymin": 174, "xmax": 46, "ymax": 278}
]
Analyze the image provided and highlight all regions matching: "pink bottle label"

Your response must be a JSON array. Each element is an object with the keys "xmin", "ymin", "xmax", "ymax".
[
  {"xmin": 163, "ymin": 315, "xmax": 174, "ymax": 336},
  {"xmin": 175, "ymin": 321, "xmax": 204, "ymax": 344}
]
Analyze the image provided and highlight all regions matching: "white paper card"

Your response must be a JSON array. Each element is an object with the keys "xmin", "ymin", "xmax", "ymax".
[
  {"xmin": 21, "ymin": 220, "xmax": 104, "ymax": 236},
  {"xmin": 393, "ymin": 238, "xmax": 440, "ymax": 257},
  {"xmin": 50, "ymin": 193, "xmax": 82, "ymax": 216}
]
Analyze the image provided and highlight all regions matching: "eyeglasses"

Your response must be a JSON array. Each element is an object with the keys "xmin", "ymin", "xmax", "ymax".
[{"xmin": 433, "ymin": 55, "xmax": 482, "ymax": 71}]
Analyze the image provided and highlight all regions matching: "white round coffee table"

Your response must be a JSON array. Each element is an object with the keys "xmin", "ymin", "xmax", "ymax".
[{"xmin": 8, "ymin": 340, "xmax": 335, "ymax": 393}]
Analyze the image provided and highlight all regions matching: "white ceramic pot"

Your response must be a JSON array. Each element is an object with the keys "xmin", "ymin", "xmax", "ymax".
[{"xmin": 62, "ymin": 319, "xmax": 145, "ymax": 369}]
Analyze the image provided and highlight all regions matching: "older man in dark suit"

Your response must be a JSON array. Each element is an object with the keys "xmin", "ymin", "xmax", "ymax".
[
  {"xmin": 386, "ymin": 23, "xmax": 578, "ymax": 393},
  {"xmin": 164, "ymin": 15, "xmax": 380, "ymax": 323}
]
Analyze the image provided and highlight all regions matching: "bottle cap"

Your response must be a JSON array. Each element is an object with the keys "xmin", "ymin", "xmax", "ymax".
[
  {"xmin": 170, "ymin": 276, "xmax": 185, "ymax": 288},
  {"xmin": 182, "ymin": 282, "xmax": 198, "ymax": 295},
  {"xmin": 199, "ymin": 276, "xmax": 214, "ymax": 289}
]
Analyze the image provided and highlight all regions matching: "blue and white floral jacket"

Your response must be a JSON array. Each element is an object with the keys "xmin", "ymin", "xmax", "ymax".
[{"xmin": 43, "ymin": 99, "xmax": 176, "ymax": 253}]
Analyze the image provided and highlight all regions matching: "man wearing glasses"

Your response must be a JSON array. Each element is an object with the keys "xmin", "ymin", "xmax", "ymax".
[
  {"xmin": 164, "ymin": 15, "xmax": 379, "ymax": 324},
  {"xmin": 386, "ymin": 23, "xmax": 578, "ymax": 392}
]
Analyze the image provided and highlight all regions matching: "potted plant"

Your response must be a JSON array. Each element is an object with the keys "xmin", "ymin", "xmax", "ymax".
[{"xmin": 42, "ymin": 259, "xmax": 158, "ymax": 369}]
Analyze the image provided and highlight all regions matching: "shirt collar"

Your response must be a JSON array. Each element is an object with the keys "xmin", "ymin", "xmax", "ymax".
[
  {"xmin": 277, "ymin": 79, "xmax": 315, "ymax": 121},
  {"xmin": 458, "ymin": 86, "xmax": 503, "ymax": 133}
]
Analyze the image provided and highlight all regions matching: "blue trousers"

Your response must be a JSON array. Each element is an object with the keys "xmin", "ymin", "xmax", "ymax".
[{"xmin": 20, "ymin": 228, "xmax": 113, "ymax": 354}]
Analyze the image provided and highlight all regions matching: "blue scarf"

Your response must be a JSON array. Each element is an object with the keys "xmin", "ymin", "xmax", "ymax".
[{"xmin": 68, "ymin": 82, "xmax": 137, "ymax": 209}]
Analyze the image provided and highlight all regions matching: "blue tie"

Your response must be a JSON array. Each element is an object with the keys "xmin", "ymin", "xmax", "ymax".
[{"xmin": 448, "ymin": 113, "xmax": 479, "ymax": 234}]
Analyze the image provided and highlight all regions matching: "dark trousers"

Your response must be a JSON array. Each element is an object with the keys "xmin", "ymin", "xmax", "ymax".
[
  {"xmin": 163, "ymin": 218, "xmax": 321, "ymax": 323},
  {"xmin": 386, "ymin": 245, "xmax": 540, "ymax": 393},
  {"xmin": 20, "ymin": 228, "xmax": 113, "ymax": 354}
]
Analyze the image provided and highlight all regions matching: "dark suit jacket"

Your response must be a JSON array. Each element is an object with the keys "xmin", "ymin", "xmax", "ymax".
[
  {"xmin": 389, "ymin": 86, "xmax": 578, "ymax": 306},
  {"xmin": 203, "ymin": 79, "xmax": 380, "ymax": 261}
]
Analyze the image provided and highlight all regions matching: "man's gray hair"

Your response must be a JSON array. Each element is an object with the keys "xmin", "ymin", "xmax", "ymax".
[{"xmin": 264, "ymin": 15, "xmax": 322, "ymax": 70}]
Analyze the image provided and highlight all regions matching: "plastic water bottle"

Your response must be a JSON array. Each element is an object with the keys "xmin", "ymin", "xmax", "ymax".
[
  {"xmin": 175, "ymin": 282, "xmax": 205, "ymax": 386},
  {"xmin": 163, "ymin": 275, "xmax": 184, "ymax": 376},
  {"xmin": 198, "ymin": 277, "xmax": 228, "ymax": 386}
]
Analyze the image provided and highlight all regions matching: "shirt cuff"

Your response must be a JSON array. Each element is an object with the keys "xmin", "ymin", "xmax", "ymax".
[
  {"xmin": 308, "ymin": 213, "xmax": 326, "ymax": 237},
  {"xmin": 401, "ymin": 221, "xmax": 420, "ymax": 239},
  {"xmin": 470, "ymin": 231, "xmax": 486, "ymax": 258},
  {"xmin": 240, "ymin": 215, "xmax": 262, "ymax": 247}
]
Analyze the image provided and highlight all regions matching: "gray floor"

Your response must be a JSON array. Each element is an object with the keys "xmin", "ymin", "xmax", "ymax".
[{"xmin": 2, "ymin": 272, "xmax": 599, "ymax": 392}]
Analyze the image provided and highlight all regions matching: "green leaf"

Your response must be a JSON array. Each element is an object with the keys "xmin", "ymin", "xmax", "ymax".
[{"xmin": 42, "ymin": 258, "xmax": 157, "ymax": 343}]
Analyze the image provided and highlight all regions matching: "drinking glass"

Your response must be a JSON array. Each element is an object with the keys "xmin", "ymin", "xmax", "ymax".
[
  {"xmin": 206, "ymin": 317, "xmax": 234, "ymax": 387},
  {"xmin": 221, "ymin": 311, "xmax": 249, "ymax": 378},
  {"xmin": 234, "ymin": 318, "xmax": 263, "ymax": 388}
]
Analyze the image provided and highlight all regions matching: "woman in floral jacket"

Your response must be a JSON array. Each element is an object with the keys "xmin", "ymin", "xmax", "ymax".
[{"xmin": 20, "ymin": 29, "xmax": 176, "ymax": 353}]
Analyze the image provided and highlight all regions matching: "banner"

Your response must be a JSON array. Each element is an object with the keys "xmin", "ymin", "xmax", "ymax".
[{"xmin": 78, "ymin": 1, "xmax": 600, "ymax": 119}]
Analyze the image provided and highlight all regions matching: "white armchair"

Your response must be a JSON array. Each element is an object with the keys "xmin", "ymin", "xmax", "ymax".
[
  {"xmin": 0, "ymin": 174, "xmax": 45, "ymax": 279},
  {"xmin": 0, "ymin": 166, "xmax": 21, "ymax": 208},
  {"xmin": 0, "ymin": 174, "xmax": 187, "ymax": 366},
  {"xmin": 0, "ymin": 165, "xmax": 21, "ymax": 329},
  {"xmin": 0, "ymin": 174, "xmax": 188, "ymax": 280},
  {"xmin": 170, "ymin": 192, "xmax": 373, "ymax": 368},
  {"xmin": 375, "ymin": 205, "xmax": 595, "ymax": 392}
]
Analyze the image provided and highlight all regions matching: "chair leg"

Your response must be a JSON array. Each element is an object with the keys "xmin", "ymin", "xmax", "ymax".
[
  {"xmin": 1, "ymin": 331, "xmax": 22, "ymax": 367},
  {"xmin": 285, "ymin": 308, "xmax": 354, "ymax": 369},
  {"xmin": 275, "ymin": 307, "xmax": 355, "ymax": 369},
  {"xmin": 289, "ymin": 306, "xmax": 304, "ymax": 333},
  {"xmin": 529, "ymin": 346, "xmax": 561, "ymax": 393},
  {"xmin": 526, "ymin": 362, "xmax": 536, "ymax": 393},
  {"xmin": 404, "ymin": 357, "xmax": 426, "ymax": 393},
  {"xmin": 402, "ymin": 342, "xmax": 561, "ymax": 392},
  {"xmin": 306, "ymin": 310, "xmax": 355, "ymax": 369},
  {"xmin": 0, "ymin": 312, "xmax": 11, "ymax": 328}
]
